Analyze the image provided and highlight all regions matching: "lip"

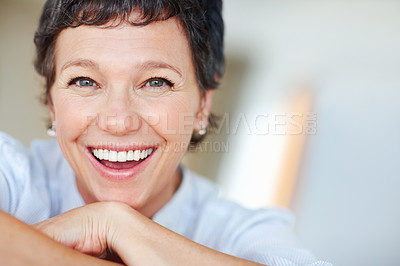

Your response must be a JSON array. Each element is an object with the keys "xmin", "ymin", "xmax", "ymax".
[
  {"xmin": 88, "ymin": 144, "xmax": 157, "ymax": 152},
  {"xmin": 86, "ymin": 146, "xmax": 157, "ymax": 181}
]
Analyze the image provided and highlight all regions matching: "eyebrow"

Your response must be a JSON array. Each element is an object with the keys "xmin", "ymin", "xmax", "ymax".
[
  {"xmin": 61, "ymin": 59, "xmax": 100, "ymax": 72},
  {"xmin": 60, "ymin": 59, "xmax": 183, "ymax": 78},
  {"xmin": 138, "ymin": 61, "xmax": 183, "ymax": 78}
]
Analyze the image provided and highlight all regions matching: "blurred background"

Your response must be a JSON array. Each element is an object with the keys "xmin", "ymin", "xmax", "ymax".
[{"xmin": 1, "ymin": 0, "xmax": 400, "ymax": 265}]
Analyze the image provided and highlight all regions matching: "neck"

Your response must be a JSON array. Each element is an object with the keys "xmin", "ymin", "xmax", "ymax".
[{"xmin": 139, "ymin": 167, "xmax": 183, "ymax": 218}]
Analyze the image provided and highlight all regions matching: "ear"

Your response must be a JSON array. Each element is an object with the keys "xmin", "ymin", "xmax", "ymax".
[{"xmin": 194, "ymin": 89, "xmax": 214, "ymax": 130}]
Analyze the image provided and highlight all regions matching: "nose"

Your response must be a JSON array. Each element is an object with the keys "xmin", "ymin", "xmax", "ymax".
[{"xmin": 98, "ymin": 91, "xmax": 142, "ymax": 136}]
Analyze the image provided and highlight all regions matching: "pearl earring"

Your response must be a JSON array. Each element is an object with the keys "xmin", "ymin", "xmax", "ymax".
[
  {"xmin": 198, "ymin": 120, "xmax": 207, "ymax": 136},
  {"xmin": 47, "ymin": 121, "xmax": 56, "ymax": 137}
]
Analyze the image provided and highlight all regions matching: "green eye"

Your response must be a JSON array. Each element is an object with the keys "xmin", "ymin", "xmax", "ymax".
[
  {"xmin": 78, "ymin": 79, "xmax": 95, "ymax": 86},
  {"xmin": 68, "ymin": 77, "xmax": 99, "ymax": 88},
  {"xmin": 140, "ymin": 77, "xmax": 174, "ymax": 96},
  {"xmin": 147, "ymin": 79, "xmax": 166, "ymax": 87}
]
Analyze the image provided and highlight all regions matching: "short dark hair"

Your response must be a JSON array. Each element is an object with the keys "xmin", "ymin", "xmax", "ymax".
[{"xmin": 34, "ymin": 0, "xmax": 224, "ymax": 145}]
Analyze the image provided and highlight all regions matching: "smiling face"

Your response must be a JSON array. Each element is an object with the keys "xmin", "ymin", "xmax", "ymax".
[{"xmin": 49, "ymin": 16, "xmax": 213, "ymax": 217}]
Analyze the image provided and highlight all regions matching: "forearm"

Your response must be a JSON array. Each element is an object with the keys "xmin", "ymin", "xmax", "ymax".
[
  {"xmin": 120, "ymin": 224, "xmax": 263, "ymax": 266},
  {"xmin": 113, "ymin": 206, "xmax": 264, "ymax": 266},
  {"xmin": 0, "ymin": 210, "xmax": 119, "ymax": 266}
]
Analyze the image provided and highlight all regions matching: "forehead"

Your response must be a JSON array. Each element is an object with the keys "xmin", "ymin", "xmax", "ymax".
[{"xmin": 54, "ymin": 16, "xmax": 192, "ymax": 74}]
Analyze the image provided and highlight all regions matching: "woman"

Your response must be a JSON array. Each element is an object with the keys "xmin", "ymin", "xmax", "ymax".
[{"xmin": 0, "ymin": 0, "xmax": 330, "ymax": 265}]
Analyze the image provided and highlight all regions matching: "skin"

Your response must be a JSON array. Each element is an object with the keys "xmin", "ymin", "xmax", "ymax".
[
  {"xmin": 30, "ymin": 14, "xmax": 264, "ymax": 266},
  {"xmin": 48, "ymin": 16, "xmax": 213, "ymax": 218},
  {"xmin": 0, "ymin": 210, "xmax": 119, "ymax": 266},
  {"xmin": 34, "ymin": 202, "xmax": 263, "ymax": 265}
]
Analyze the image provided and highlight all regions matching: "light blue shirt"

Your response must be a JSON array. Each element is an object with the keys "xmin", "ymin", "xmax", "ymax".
[{"xmin": 0, "ymin": 132, "xmax": 331, "ymax": 265}]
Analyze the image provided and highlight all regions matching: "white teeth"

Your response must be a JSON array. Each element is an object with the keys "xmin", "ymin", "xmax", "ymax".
[
  {"xmin": 127, "ymin": 150, "xmax": 134, "ymax": 161},
  {"xmin": 91, "ymin": 147, "xmax": 154, "ymax": 163},
  {"xmin": 118, "ymin": 151, "xmax": 127, "ymax": 162},
  {"xmin": 133, "ymin": 150, "xmax": 141, "ymax": 161},
  {"xmin": 109, "ymin": 151, "xmax": 118, "ymax": 162},
  {"xmin": 98, "ymin": 149, "xmax": 104, "ymax": 160}
]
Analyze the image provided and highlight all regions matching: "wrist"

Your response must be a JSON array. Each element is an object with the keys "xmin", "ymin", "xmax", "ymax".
[{"xmin": 104, "ymin": 202, "xmax": 152, "ymax": 264}]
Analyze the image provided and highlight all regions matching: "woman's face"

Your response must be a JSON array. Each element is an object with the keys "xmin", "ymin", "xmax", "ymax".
[{"xmin": 49, "ymin": 16, "xmax": 213, "ymax": 217}]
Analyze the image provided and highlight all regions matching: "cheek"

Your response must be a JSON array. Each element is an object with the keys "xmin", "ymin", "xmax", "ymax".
[
  {"xmin": 53, "ymin": 94, "xmax": 98, "ymax": 140},
  {"xmin": 144, "ymin": 94, "xmax": 198, "ymax": 141}
]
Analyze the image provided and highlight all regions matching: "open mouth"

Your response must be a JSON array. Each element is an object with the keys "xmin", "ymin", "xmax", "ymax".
[{"xmin": 90, "ymin": 147, "xmax": 154, "ymax": 170}]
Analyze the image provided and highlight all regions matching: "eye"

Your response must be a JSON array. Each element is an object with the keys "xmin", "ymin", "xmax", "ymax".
[
  {"xmin": 140, "ymin": 77, "xmax": 174, "ymax": 95},
  {"xmin": 68, "ymin": 77, "xmax": 100, "ymax": 88},
  {"xmin": 145, "ymin": 78, "xmax": 173, "ymax": 88}
]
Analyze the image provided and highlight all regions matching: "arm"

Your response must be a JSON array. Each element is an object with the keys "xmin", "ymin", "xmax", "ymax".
[
  {"xmin": 113, "ymin": 203, "xmax": 263, "ymax": 266},
  {"xmin": 0, "ymin": 210, "xmax": 120, "ymax": 266},
  {"xmin": 35, "ymin": 202, "xmax": 264, "ymax": 266}
]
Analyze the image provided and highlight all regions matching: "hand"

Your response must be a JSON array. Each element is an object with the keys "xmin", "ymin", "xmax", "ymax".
[
  {"xmin": 34, "ymin": 201, "xmax": 127, "ymax": 258},
  {"xmin": 34, "ymin": 201, "xmax": 263, "ymax": 266}
]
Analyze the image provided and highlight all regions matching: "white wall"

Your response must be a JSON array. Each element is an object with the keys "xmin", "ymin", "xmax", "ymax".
[
  {"xmin": 1, "ymin": 0, "xmax": 400, "ymax": 265},
  {"xmin": 0, "ymin": 0, "xmax": 48, "ymax": 145},
  {"xmin": 217, "ymin": 1, "xmax": 400, "ymax": 265}
]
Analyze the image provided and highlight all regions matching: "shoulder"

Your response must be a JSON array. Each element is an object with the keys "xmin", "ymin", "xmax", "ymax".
[
  {"xmin": 187, "ymin": 169, "xmax": 296, "ymax": 246},
  {"xmin": 29, "ymin": 138, "xmax": 84, "ymax": 217},
  {"xmin": 175, "ymin": 168, "xmax": 296, "ymax": 243},
  {"xmin": 0, "ymin": 132, "xmax": 80, "ymax": 223},
  {"xmin": 185, "ymin": 167, "xmax": 295, "ymax": 223},
  {"xmin": 0, "ymin": 132, "xmax": 29, "ymax": 178},
  {"xmin": 0, "ymin": 132, "xmax": 64, "ymax": 177},
  {"xmin": 29, "ymin": 138, "xmax": 68, "ymax": 182},
  {"xmin": 0, "ymin": 132, "xmax": 31, "ymax": 213}
]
